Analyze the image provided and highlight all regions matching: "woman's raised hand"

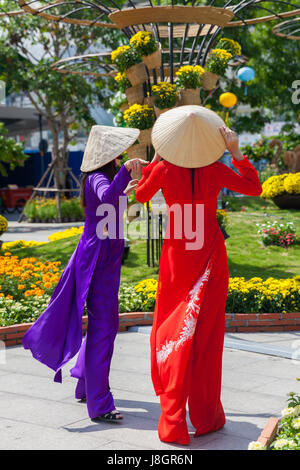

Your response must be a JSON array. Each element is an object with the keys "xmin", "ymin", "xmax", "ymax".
[
  {"xmin": 219, "ymin": 125, "xmax": 244, "ymax": 161},
  {"xmin": 124, "ymin": 158, "xmax": 149, "ymax": 180},
  {"xmin": 124, "ymin": 158, "xmax": 149, "ymax": 173}
]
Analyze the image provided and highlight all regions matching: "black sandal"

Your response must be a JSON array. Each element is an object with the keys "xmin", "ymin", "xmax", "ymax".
[{"xmin": 92, "ymin": 409, "xmax": 123, "ymax": 423}]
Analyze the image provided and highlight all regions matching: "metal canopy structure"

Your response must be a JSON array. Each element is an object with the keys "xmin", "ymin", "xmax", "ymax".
[
  {"xmin": 17, "ymin": 0, "xmax": 300, "ymax": 265},
  {"xmin": 18, "ymin": 1, "xmax": 300, "ymax": 83},
  {"xmin": 273, "ymin": 16, "xmax": 300, "ymax": 40}
]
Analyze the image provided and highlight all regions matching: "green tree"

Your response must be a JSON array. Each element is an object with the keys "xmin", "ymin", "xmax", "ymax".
[
  {"xmin": 0, "ymin": 122, "xmax": 27, "ymax": 176},
  {"xmin": 202, "ymin": 5, "xmax": 300, "ymax": 134},
  {"xmin": 0, "ymin": 0, "xmax": 122, "ymax": 192}
]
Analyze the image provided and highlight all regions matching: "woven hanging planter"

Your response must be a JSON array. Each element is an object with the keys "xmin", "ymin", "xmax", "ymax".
[
  {"xmin": 178, "ymin": 88, "xmax": 202, "ymax": 106},
  {"xmin": 154, "ymin": 106, "xmax": 172, "ymax": 118},
  {"xmin": 121, "ymin": 102, "xmax": 129, "ymax": 112},
  {"xmin": 126, "ymin": 62, "xmax": 148, "ymax": 87},
  {"xmin": 202, "ymin": 71, "xmax": 219, "ymax": 90},
  {"xmin": 138, "ymin": 128, "xmax": 152, "ymax": 146},
  {"xmin": 125, "ymin": 84, "xmax": 144, "ymax": 105},
  {"xmin": 144, "ymin": 95, "xmax": 155, "ymax": 108},
  {"xmin": 142, "ymin": 44, "xmax": 162, "ymax": 71},
  {"xmin": 126, "ymin": 143, "xmax": 147, "ymax": 160}
]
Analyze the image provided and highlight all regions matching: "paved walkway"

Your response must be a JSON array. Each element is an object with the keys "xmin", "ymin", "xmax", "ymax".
[
  {"xmin": 1, "ymin": 330, "xmax": 299, "ymax": 450},
  {"xmin": 1, "ymin": 212, "xmax": 84, "ymax": 243},
  {"xmin": 1, "ymin": 214, "xmax": 299, "ymax": 450}
]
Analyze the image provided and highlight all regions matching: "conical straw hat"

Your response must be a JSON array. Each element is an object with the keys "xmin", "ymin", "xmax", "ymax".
[
  {"xmin": 80, "ymin": 125, "xmax": 140, "ymax": 172},
  {"xmin": 151, "ymin": 105, "xmax": 226, "ymax": 168}
]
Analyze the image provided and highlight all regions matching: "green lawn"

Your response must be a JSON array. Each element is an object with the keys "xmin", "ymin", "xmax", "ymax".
[{"xmin": 4, "ymin": 196, "xmax": 300, "ymax": 284}]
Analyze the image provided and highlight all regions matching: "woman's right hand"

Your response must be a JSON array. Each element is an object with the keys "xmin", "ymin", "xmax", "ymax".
[
  {"xmin": 124, "ymin": 179, "xmax": 139, "ymax": 196},
  {"xmin": 219, "ymin": 126, "xmax": 244, "ymax": 161}
]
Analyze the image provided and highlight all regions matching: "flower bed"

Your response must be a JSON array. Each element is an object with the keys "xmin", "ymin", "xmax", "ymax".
[
  {"xmin": 1, "ymin": 261, "xmax": 300, "ymax": 328},
  {"xmin": 1, "ymin": 226, "xmax": 84, "ymax": 252},
  {"xmin": 256, "ymin": 221, "xmax": 298, "ymax": 248},
  {"xmin": 24, "ymin": 196, "xmax": 85, "ymax": 222}
]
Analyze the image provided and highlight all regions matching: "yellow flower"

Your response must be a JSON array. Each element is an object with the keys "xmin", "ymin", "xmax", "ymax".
[
  {"xmin": 111, "ymin": 45, "xmax": 130, "ymax": 62},
  {"xmin": 211, "ymin": 49, "xmax": 233, "ymax": 60}
]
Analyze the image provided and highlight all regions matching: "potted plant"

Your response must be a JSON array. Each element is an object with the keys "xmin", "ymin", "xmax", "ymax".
[
  {"xmin": 0, "ymin": 214, "xmax": 8, "ymax": 251},
  {"xmin": 144, "ymin": 92, "xmax": 155, "ymax": 108},
  {"xmin": 125, "ymin": 142, "xmax": 147, "ymax": 160},
  {"xmin": 123, "ymin": 103, "xmax": 155, "ymax": 147},
  {"xmin": 175, "ymin": 65, "xmax": 205, "ymax": 105},
  {"xmin": 151, "ymin": 82, "xmax": 178, "ymax": 118},
  {"xmin": 202, "ymin": 48, "xmax": 233, "ymax": 90},
  {"xmin": 261, "ymin": 172, "xmax": 300, "ymax": 209},
  {"xmin": 114, "ymin": 72, "xmax": 144, "ymax": 106},
  {"xmin": 111, "ymin": 45, "xmax": 147, "ymax": 87},
  {"xmin": 129, "ymin": 31, "xmax": 162, "ymax": 71}
]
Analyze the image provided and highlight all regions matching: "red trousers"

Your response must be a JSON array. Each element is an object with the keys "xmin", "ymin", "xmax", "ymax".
[{"xmin": 158, "ymin": 247, "xmax": 228, "ymax": 445}]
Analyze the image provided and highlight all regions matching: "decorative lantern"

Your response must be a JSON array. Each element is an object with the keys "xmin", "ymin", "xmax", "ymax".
[
  {"xmin": 219, "ymin": 92, "xmax": 238, "ymax": 124},
  {"xmin": 237, "ymin": 66, "xmax": 255, "ymax": 95}
]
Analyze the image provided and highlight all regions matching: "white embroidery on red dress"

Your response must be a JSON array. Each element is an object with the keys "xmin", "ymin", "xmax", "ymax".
[{"xmin": 156, "ymin": 260, "xmax": 212, "ymax": 364}]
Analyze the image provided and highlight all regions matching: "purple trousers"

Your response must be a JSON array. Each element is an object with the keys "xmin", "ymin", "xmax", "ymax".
[{"xmin": 70, "ymin": 236, "xmax": 124, "ymax": 419}]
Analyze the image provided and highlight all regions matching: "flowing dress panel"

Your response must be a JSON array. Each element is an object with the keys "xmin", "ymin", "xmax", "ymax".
[{"xmin": 22, "ymin": 164, "xmax": 131, "ymax": 382}]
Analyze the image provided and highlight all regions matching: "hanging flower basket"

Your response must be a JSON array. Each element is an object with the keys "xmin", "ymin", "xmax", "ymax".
[
  {"xmin": 125, "ymin": 84, "xmax": 144, "ymax": 105},
  {"xmin": 202, "ymin": 71, "xmax": 219, "ymax": 90},
  {"xmin": 178, "ymin": 88, "xmax": 202, "ymax": 106},
  {"xmin": 138, "ymin": 128, "xmax": 153, "ymax": 146},
  {"xmin": 272, "ymin": 194, "xmax": 300, "ymax": 210},
  {"xmin": 126, "ymin": 143, "xmax": 147, "ymax": 160},
  {"xmin": 129, "ymin": 31, "xmax": 161, "ymax": 72},
  {"xmin": 152, "ymin": 82, "xmax": 178, "ymax": 118},
  {"xmin": 154, "ymin": 106, "xmax": 172, "ymax": 118},
  {"xmin": 144, "ymin": 95, "xmax": 155, "ymax": 108},
  {"xmin": 143, "ymin": 44, "xmax": 162, "ymax": 71},
  {"xmin": 121, "ymin": 102, "xmax": 129, "ymax": 112},
  {"xmin": 126, "ymin": 62, "xmax": 148, "ymax": 87}
]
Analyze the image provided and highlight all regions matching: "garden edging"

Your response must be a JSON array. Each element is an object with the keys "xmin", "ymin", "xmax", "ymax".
[
  {"xmin": 1, "ymin": 311, "xmax": 300, "ymax": 347},
  {"xmin": 257, "ymin": 417, "xmax": 279, "ymax": 448}
]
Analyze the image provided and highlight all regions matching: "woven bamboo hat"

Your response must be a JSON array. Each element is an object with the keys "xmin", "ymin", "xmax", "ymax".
[
  {"xmin": 80, "ymin": 125, "xmax": 140, "ymax": 172},
  {"xmin": 151, "ymin": 105, "xmax": 226, "ymax": 168}
]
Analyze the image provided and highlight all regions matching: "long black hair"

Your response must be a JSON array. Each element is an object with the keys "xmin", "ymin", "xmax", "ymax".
[
  {"xmin": 191, "ymin": 168, "xmax": 195, "ymax": 200},
  {"xmin": 79, "ymin": 160, "xmax": 118, "ymax": 208}
]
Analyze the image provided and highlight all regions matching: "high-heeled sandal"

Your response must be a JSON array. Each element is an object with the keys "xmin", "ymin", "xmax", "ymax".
[{"xmin": 92, "ymin": 409, "xmax": 124, "ymax": 423}]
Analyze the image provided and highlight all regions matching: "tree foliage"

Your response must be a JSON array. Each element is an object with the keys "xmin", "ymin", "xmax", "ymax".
[{"xmin": 0, "ymin": 122, "xmax": 27, "ymax": 177}]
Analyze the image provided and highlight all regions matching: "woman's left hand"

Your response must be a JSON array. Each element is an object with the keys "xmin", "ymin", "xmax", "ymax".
[{"xmin": 124, "ymin": 158, "xmax": 149, "ymax": 174}]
